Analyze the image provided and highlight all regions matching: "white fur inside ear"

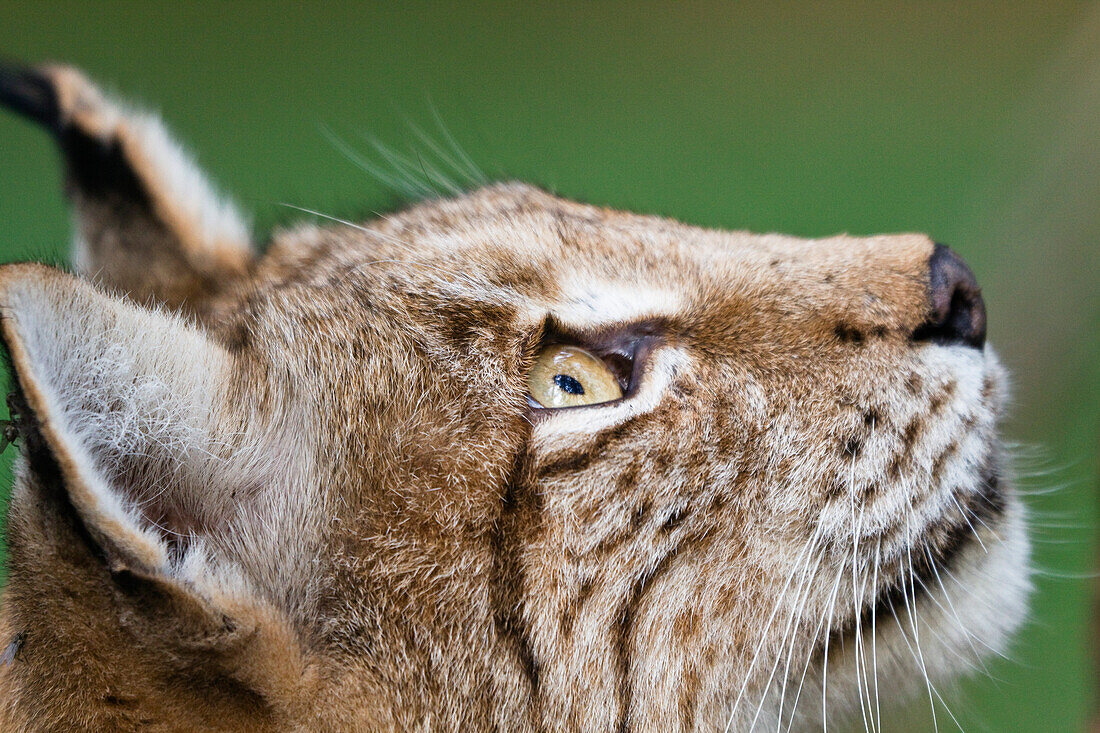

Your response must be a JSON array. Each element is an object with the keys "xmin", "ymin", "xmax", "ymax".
[{"xmin": 2, "ymin": 269, "xmax": 228, "ymax": 570}]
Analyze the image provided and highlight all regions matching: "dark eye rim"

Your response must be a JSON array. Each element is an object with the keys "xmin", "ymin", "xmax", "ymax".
[{"xmin": 525, "ymin": 319, "xmax": 661, "ymax": 413}]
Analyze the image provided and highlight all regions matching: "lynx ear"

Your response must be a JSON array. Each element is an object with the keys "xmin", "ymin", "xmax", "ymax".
[
  {"xmin": 0, "ymin": 263, "xmax": 232, "ymax": 572},
  {"xmin": 0, "ymin": 62, "xmax": 253, "ymax": 314}
]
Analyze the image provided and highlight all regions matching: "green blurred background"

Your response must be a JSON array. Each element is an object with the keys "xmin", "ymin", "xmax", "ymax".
[{"xmin": 1, "ymin": 2, "xmax": 1097, "ymax": 730}]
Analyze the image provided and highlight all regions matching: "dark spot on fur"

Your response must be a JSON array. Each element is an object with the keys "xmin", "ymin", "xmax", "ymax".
[
  {"xmin": 661, "ymin": 506, "xmax": 688, "ymax": 533},
  {"xmin": 490, "ymin": 471, "xmax": 541, "ymax": 697},
  {"xmin": 927, "ymin": 381, "xmax": 956, "ymax": 416},
  {"xmin": 561, "ymin": 580, "xmax": 595, "ymax": 638},
  {"xmin": 886, "ymin": 454, "xmax": 905, "ymax": 480},
  {"xmin": 930, "ymin": 440, "xmax": 959, "ymax": 479},
  {"xmin": 901, "ymin": 418, "xmax": 922, "ymax": 450},
  {"xmin": 824, "ymin": 273, "xmax": 835, "ymax": 284},
  {"xmin": 834, "ymin": 323, "xmax": 864, "ymax": 344},
  {"xmin": 221, "ymin": 320, "xmax": 253, "ymax": 351},
  {"xmin": 615, "ymin": 464, "xmax": 639, "ymax": 492},
  {"xmin": 861, "ymin": 482, "xmax": 882, "ymax": 502},
  {"xmin": 651, "ymin": 446, "xmax": 675, "ymax": 472},
  {"xmin": 843, "ymin": 435, "xmax": 864, "ymax": 458},
  {"xmin": 824, "ymin": 477, "xmax": 847, "ymax": 501},
  {"xmin": 981, "ymin": 374, "xmax": 996, "ymax": 402},
  {"xmin": 863, "ymin": 408, "xmax": 882, "ymax": 428},
  {"xmin": 538, "ymin": 422, "xmax": 634, "ymax": 477},
  {"xmin": 437, "ymin": 300, "xmax": 519, "ymax": 347},
  {"xmin": 905, "ymin": 372, "xmax": 924, "ymax": 395}
]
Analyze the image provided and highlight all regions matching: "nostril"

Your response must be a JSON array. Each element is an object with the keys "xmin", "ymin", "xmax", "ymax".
[{"xmin": 912, "ymin": 243, "xmax": 987, "ymax": 348}]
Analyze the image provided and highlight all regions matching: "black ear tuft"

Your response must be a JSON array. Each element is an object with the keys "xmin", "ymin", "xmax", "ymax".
[
  {"xmin": 0, "ymin": 60, "xmax": 149, "ymax": 208},
  {"xmin": 0, "ymin": 60, "xmax": 62, "ymax": 131},
  {"xmin": 0, "ymin": 62, "xmax": 254, "ymax": 315}
]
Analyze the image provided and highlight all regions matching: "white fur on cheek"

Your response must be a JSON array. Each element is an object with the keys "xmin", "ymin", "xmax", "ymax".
[{"xmin": 803, "ymin": 493, "xmax": 1031, "ymax": 730}]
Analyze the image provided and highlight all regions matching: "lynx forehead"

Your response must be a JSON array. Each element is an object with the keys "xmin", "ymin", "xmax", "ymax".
[{"xmin": 0, "ymin": 64, "xmax": 1029, "ymax": 731}]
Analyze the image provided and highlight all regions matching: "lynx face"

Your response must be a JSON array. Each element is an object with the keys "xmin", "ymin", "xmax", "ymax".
[{"xmin": 0, "ymin": 65, "xmax": 1029, "ymax": 731}]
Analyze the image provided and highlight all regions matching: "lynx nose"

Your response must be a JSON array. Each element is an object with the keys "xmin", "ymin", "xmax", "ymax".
[{"xmin": 912, "ymin": 244, "xmax": 986, "ymax": 348}]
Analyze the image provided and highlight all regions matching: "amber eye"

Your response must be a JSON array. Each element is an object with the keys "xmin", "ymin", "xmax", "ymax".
[{"xmin": 527, "ymin": 345, "xmax": 624, "ymax": 408}]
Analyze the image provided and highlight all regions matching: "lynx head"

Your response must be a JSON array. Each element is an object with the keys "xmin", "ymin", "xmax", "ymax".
[{"xmin": 0, "ymin": 64, "xmax": 1028, "ymax": 730}]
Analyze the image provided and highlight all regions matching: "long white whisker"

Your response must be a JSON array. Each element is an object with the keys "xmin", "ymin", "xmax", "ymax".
[
  {"xmin": 948, "ymin": 493, "xmax": 991, "ymax": 551},
  {"xmin": 871, "ymin": 539, "xmax": 882, "ymax": 733},
  {"xmin": 819, "ymin": 549, "xmax": 848, "ymax": 733},
  {"xmin": 923, "ymin": 545, "xmax": 1005, "ymax": 665},
  {"xmin": 276, "ymin": 203, "xmax": 369, "ymax": 233},
  {"xmin": 403, "ymin": 114, "xmax": 485, "ymax": 187},
  {"xmin": 755, "ymin": 535, "xmax": 827, "ymax": 730},
  {"xmin": 851, "ymin": 497, "xmax": 874, "ymax": 732},
  {"xmin": 363, "ymin": 133, "xmax": 462, "ymax": 196},
  {"xmin": 780, "ymin": 542, "xmax": 848, "ymax": 733},
  {"xmin": 429, "ymin": 104, "xmax": 487, "ymax": 183},
  {"xmin": 724, "ymin": 526, "xmax": 825, "ymax": 732},
  {"xmin": 902, "ymin": 511, "xmax": 939, "ymax": 732},
  {"xmin": 320, "ymin": 125, "xmax": 426, "ymax": 197}
]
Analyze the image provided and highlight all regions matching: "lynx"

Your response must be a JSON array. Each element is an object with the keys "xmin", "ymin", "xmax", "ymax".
[{"xmin": 0, "ymin": 63, "xmax": 1029, "ymax": 731}]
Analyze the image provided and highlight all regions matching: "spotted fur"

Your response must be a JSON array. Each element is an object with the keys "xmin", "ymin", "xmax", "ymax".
[{"xmin": 0, "ymin": 64, "xmax": 1029, "ymax": 731}]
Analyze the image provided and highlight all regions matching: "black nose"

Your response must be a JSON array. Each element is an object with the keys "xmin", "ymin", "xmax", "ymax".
[{"xmin": 912, "ymin": 244, "xmax": 986, "ymax": 348}]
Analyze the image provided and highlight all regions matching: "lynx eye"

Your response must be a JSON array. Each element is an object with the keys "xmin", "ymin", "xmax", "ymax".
[{"xmin": 528, "ymin": 345, "xmax": 624, "ymax": 408}]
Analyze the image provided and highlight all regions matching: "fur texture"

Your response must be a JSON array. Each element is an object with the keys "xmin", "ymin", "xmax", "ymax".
[{"xmin": 0, "ymin": 64, "xmax": 1029, "ymax": 731}]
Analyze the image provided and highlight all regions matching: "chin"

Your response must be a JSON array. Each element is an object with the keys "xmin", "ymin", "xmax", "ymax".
[{"xmin": 794, "ymin": 481, "xmax": 1030, "ymax": 731}]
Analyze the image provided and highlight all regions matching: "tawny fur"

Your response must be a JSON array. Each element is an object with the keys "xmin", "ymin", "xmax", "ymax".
[{"xmin": 0, "ymin": 65, "xmax": 1029, "ymax": 731}]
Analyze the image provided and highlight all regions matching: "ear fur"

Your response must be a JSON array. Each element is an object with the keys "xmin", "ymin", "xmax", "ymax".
[
  {"xmin": 0, "ymin": 263, "xmax": 231, "ymax": 572},
  {"xmin": 0, "ymin": 266, "xmax": 324, "ymax": 724},
  {"xmin": 0, "ymin": 62, "xmax": 254, "ymax": 314}
]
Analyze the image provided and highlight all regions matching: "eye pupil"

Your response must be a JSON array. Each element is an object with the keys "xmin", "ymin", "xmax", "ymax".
[{"xmin": 553, "ymin": 374, "xmax": 585, "ymax": 395}]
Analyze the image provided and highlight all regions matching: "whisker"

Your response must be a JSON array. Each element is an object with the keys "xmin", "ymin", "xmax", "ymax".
[
  {"xmin": 403, "ymin": 113, "xmax": 485, "ymax": 187},
  {"xmin": 871, "ymin": 539, "xmax": 882, "ymax": 733},
  {"xmin": 851, "ymin": 493, "xmax": 875, "ymax": 733},
  {"xmin": 724, "ymin": 527, "xmax": 826, "ymax": 732},
  {"xmin": 320, "ymin": 124, "xmax": 426, "ymax": 198},
  {"xmin": 903, "ymin": 510, "xmax": 939, "ymax": 732},
  {"xmin": 755, "ymin": 536, "xmax": 828, "ymax": 730},
  {"xmin": 923, "ymin": 545, "xmax": 1005, "ymax": 666},
  {"xmin": 428, "ymin": 102, "xmax": 488, "ymax": 183},
  {"xmin": 362, "ymin": 132, "xmax": 462, "ymax": 196},
  {"xmin": 819, "ymin": 550, "xmax": 848, "ymax": 733}
]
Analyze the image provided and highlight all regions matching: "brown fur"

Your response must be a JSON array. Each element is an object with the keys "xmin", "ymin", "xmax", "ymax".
[{"xmin": 0, "ymin": 65, "xmax": 1029, "ymax": 731}]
